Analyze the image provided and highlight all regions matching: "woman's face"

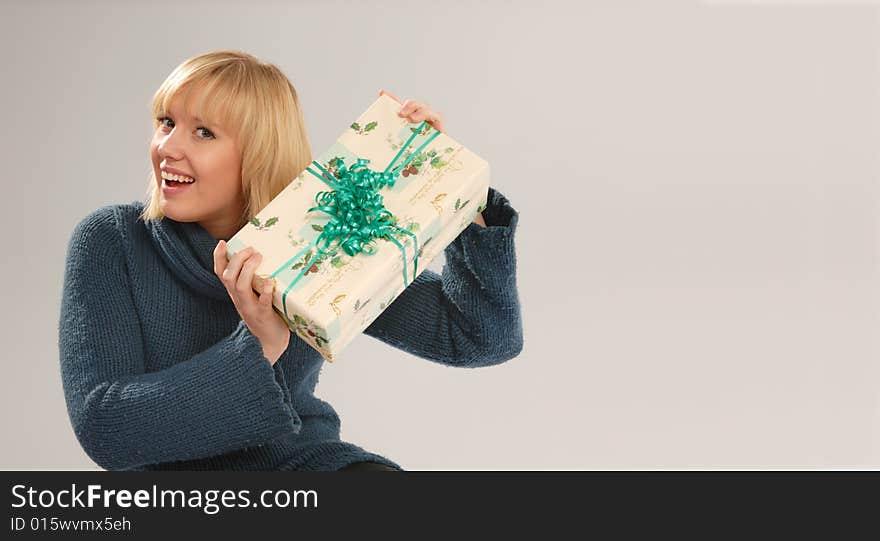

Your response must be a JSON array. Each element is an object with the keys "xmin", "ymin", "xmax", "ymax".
[{"xmin": 150, "ymin": 83, "xmax": 245, "ymax": 240}]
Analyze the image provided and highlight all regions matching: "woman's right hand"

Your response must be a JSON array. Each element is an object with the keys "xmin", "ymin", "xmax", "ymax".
[{"xmin": 213, "ymin": 241, "xmax": 291, "ymax": 365}]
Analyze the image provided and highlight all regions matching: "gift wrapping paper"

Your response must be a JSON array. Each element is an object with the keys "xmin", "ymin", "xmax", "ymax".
[{"xmin": 225, "ymin": 94, "xmax": 489, "ymax": 361}]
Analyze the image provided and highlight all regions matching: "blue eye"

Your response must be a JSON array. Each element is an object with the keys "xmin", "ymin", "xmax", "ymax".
[{"xmin": 156, "ymin": 116, "xmax": 215, "ymax": 139}]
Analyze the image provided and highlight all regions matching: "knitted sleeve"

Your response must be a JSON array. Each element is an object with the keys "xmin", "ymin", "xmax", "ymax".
[
  {"xmin": 58, "ymin": 206, "xmax": 302, "ymax": 471},
  {"xmin": 363, "ymin": 186, "xmax": 523, "ymax": 367}
]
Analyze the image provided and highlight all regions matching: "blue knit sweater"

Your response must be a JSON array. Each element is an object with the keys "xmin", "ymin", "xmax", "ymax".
[{"xmin": 58, "ymin": 186, "xmax": 521, "ymax": 471}]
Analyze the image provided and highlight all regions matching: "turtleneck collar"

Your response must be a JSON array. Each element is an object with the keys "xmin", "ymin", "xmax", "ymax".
[{"xmin": 139, "ymin": 202, "xmax": 231, "ymax": 301}]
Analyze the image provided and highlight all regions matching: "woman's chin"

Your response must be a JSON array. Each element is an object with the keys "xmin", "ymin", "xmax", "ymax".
[{"xmin": 159, "ymin": 202, "xmax": 195, "ymax": 223}]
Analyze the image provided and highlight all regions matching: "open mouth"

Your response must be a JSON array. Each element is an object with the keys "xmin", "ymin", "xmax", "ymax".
[
  {"xmin": 162, "ymin": 171, "xmax": 196, "ymax": 193},
  {"xmin": 162, "ymin": 177, "xmax": 196, "ymax": 193},
  {"xmin": 163, "ymin": 177, "xmax": 195, "ymax": 186}
]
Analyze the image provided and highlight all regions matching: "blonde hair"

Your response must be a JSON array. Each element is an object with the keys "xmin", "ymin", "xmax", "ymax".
[{"xmin": 140, "ymin": 50, "xmax": 313, "ymax": 227}]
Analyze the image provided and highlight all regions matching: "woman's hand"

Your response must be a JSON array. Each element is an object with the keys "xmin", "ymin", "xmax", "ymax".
[
  {"xmin": 379, "ymin": 88, "xmax": 445, "ymax": 131},
  {"xmin": 379, "ymin": 88, "xmax": 487, "ymax": 228},
  {"xmin": 213, "ymin": 241, "xmax": 290, "ymax": 365}
]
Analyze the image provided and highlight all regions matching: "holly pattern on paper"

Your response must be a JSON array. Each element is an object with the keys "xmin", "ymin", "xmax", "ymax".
[
  {"xmin": 281, "ymin": 310, "xmax": 330, "ymax": 350},
  {"xmin": 287, "ymin": 174, "xmax": 305, "ymax": 192},
  {"xmin": 386, "ymin": 133, "xmax": 457, "ymax": 178},
  {"xmin": 250, "ymin": 216, "xmax": 279, "ymax": 230},
  {"xmin": 350, "ymin": 121, "xmax": 378, "ymax": 136},
  {"xmin": 287, "ymin": 229, "xmax": 306, "ymax": 249},
  {"xmin": 319, "ymin": 156, "xmax": 345, "ymax": 180},
  {"xmin": 387, "ymin": 214, "xmax": 421, "ymax": 242},
  {"xmin": 409, "ymin": 123, "xmax": 434, "ymax": 137},
  {"xmin": 288, "ymin": 241, "xmax": 348, "ymax": 277}
]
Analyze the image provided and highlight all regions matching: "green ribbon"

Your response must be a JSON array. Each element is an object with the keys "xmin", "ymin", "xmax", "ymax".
[{"xmin": 269, "ymin": 120, "xmax": 441, "ymax": 323}]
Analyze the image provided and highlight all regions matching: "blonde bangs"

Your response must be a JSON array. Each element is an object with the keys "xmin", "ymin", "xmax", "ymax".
[{"xmin": 150, "ymin": 63, "xmax": 246, "ymax": 147}]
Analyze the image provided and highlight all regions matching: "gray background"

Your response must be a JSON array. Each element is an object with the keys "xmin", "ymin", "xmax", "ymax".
[{"xmin": 1, "ymin": 0, "xmax": 877, "ymax": 470}]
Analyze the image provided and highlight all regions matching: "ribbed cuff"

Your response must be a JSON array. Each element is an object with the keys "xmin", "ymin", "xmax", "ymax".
[
  {"xmin": 482, "ymin": 186, "xmax": 519, "ymax": 229},
  {"xmin": 445, "ymin": 186, "xmax": 519, "ymax": 296},
  {"xmin": 226, "ymin": 321, "xmax": 303, "ymax": 443}
]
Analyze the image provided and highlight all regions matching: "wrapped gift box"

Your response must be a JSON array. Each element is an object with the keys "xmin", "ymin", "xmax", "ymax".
[{"xmin": 225, "ymin": 94, "xmax": 489, "ymax": 361}]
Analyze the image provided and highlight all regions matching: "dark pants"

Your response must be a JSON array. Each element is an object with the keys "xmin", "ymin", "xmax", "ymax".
[{"xmin": 339, "ymin": 461, "xmax": 400, "ymax": 471}]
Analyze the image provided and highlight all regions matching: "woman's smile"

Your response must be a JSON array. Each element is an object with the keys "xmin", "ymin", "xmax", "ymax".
[
  {"xmin": 161, "ymin": 176, "xmax": 196, "ymax": 195},
  {"xmin": 160, "ymin": 166, "xmax": 197, "ymax": 195}
]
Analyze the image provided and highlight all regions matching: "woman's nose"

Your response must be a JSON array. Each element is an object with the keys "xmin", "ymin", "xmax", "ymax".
[{"xmin": 157, "ymin": 130, "xmax": 184, "ymax": 159}]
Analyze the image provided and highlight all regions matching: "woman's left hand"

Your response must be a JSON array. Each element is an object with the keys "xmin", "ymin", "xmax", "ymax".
[{"xmin": 379, "ymin": 89, "xmax": 487, "ymax": 228}]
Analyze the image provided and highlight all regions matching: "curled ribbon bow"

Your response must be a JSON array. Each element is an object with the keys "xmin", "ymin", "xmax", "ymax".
[{"xmin": 271, "ymin": 120, "xmax": 441, "ymax": 322}]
